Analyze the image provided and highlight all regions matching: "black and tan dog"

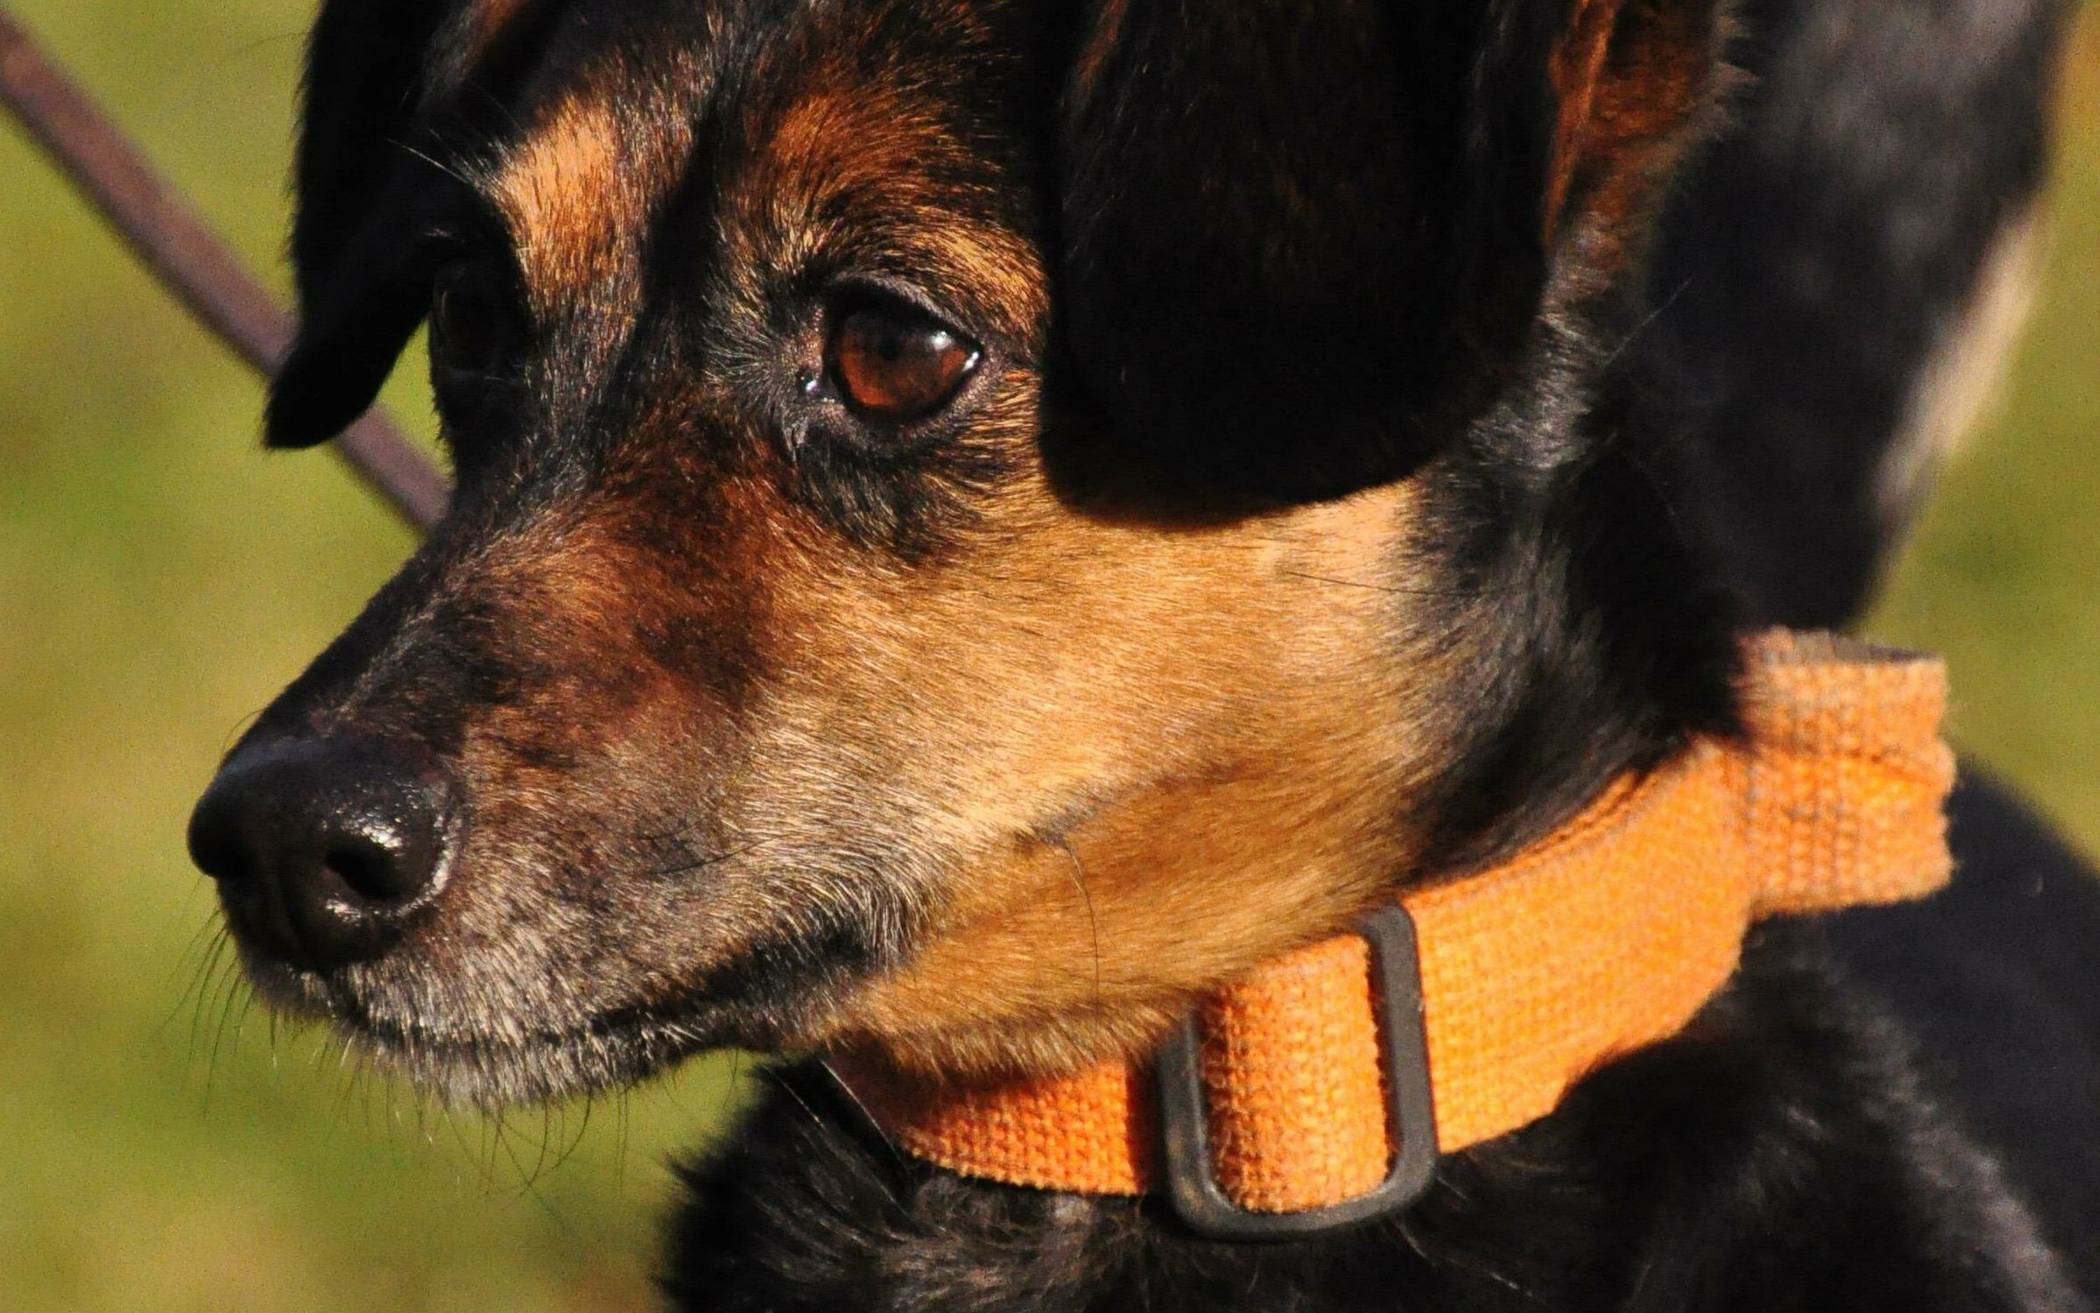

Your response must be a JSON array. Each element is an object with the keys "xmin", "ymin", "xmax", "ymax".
[{"xmin": 186, "ymin": 0, "xmax": 2097, "ymax": 1307}]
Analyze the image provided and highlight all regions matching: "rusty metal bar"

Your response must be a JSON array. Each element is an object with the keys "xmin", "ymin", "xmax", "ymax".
[{"xmin": 0, "ymin": 8, "xmax": 447, "ymax": 530}]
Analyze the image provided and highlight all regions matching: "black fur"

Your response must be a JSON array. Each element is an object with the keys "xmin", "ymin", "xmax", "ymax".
[
  {"xmin": 270, "ymin": 0, "xmax": 572, "ymax": 447},
  {"xmin": 1401, "ymin": 332, "xmax": 1743, "ymax": 870},
  {"xmin": 1624, "ymin": 0, "xmax": 2073, "ymax": 626},
  {"xmin": 1817, "ymin": 769, "xmax": 2100, "ymax": 1293},
  {"xmin": 1055, "ymin": 2, "xmax": 1564, "ymax": 502}
]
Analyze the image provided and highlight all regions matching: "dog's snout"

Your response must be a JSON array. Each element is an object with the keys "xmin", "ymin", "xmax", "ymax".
[{"xmin": 187, "ymin": 737, "xmax": 458, "ymax": 971}]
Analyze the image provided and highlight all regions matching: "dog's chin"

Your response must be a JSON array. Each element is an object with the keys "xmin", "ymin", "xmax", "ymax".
[{"xmin": 233, "ymin": 950, "xmax": 775, "ymax": 1109}]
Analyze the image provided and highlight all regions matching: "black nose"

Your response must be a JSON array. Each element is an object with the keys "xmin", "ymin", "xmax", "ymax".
[{"xmin": 187, "ymin": 737, "xmax": 458, "ymax": 971}]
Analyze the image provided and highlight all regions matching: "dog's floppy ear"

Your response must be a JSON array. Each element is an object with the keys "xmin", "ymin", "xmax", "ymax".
[
  {"xmin": 1057, "ymin": 0, "xmax": 1727, "ymax": 500},
  {"xmin": 266, "ymin": 0, "xmax": 553, "ymax": 448}
]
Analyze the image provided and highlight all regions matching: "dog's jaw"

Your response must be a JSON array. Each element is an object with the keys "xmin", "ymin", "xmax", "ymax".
[{"xmin": 237, "ymin": 938, "xmax": 827, "ymax": 1107}]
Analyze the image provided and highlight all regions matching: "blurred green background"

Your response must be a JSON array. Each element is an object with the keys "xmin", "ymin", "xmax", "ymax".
[{"xmin": 0, "ymin": 5, "xmax": 2092, "ymax": 1311}]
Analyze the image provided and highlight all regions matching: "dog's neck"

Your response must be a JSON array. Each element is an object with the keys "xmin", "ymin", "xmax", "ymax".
[
  {"xmin": 1408, "ymin": 295, "xmax": 1747, "ymax": 871},
  {"xmin": 830, "ymin": 632, "xmax": 1955, "ymax": 1232}
]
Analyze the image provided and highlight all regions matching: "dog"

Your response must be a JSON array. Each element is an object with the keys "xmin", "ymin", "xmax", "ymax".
[{"xmin": 185, "ymin": 0, "xmax": 2096, "ymax": 1307}]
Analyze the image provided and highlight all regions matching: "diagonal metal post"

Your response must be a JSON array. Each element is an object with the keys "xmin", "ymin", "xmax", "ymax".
[{"xmin": 0, "ymin": 8, "xmax": 447, "ymax": 531}]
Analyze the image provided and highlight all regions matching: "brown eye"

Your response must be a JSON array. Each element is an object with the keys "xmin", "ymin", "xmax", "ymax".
[
  {"xmin": 825, "ymin": 304, "xmax": 979, "ymax": 423},
  {"xmin": 429, "ymin": 260, "xmax": 516, "ymax": 379}
]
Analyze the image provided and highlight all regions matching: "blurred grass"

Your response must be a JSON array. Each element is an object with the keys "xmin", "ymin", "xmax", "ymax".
[{"xmin": 0, "ymin": 5, "xmax": 2092, "ymax": 1312}]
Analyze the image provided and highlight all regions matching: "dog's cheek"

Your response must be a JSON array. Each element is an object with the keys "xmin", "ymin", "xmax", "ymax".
[{"xmin": 748, "ymin": 482, "xmax": 1461, "ymax": 1070}]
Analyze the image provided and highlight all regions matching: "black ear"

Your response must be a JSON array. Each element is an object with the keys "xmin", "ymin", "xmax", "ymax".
[
  {"xmin": 1057, "ymin": 0, "xmax": 1728, "ymax": 501},
  {"xmin": 266, "ymin": 0, "xmax": 554, "ymax": 448}
]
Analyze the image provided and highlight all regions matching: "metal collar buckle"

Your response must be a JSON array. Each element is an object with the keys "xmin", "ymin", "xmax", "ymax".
[{"xmin": 1154, "ymin": 903, "xmax": 1438, "ymax": 1241}]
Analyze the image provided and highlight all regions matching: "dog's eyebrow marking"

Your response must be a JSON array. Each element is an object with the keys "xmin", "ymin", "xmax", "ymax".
[
  {"xmin": 734, "ymin": 86, "xmax": 1050, "ymax": 347},
  {"xmin": 494, "ymin": 94, "xmax": 628, "ymax": 300},
  {"xmin": 480, "ymin": 61, "xmax": 703, "ymax": 316}
]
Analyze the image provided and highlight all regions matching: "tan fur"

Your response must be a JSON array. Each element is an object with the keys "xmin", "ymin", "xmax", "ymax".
[
  {"xmin": 1547, "ymin": 0, "xmax": 1621, "ymax": 239},
  {"xmin": 1547, "ymin": 0, "xmax": 1721, "ymax": 266},
  {"xmin": 764, "ymin": 484, "xmax": 1454, "ymax": 1077},
  {"xmin": 489, "ymin": 69, "xmax": 695, "ymax": 320},
  {"xmin": 728, "ymin": 79, "xmax": 1049, "ymax": 345}
]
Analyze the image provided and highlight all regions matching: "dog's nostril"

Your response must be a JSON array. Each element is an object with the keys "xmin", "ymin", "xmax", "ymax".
[
  {"xmin": 323, "ymin": 836, "xmax": 421, "ymax": 906},
  {"xmin": 187, "ymin": 736, "xmax": 457, "ymax": 971}
]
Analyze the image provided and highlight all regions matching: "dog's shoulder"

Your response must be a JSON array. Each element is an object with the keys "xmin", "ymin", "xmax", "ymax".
[{"xmin": 1797, "ymin": 767, "xmax": 2100, "ymax": 1290}]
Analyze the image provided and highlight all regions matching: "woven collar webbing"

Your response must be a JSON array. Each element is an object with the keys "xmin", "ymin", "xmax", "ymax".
[{"xmin": 838, "ymin": 630, "xmax": 1955, "ymax": 1215}]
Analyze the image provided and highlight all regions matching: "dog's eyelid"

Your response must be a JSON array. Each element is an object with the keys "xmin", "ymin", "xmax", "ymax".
[
  {"xmin": 419, "ymin": 225, "xmax": 483, "ymax": 262},
  {"xmin": 418, "ymin": 185, "xmax": 524, "ymax": 266},
  {"xmin": 814, "ymin": 263, "xmax": 1034, "ymax": 360},
  {"xmin": 824, "ymin": 274, "xmax": 974, "ymax": 341}
]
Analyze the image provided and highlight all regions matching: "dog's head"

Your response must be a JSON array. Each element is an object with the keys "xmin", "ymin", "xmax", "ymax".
[{"xmin": 188, "ymin": 0, "xmax": 1737, "ymax": 1103}]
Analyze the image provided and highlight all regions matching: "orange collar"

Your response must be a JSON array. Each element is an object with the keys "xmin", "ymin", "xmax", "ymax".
[{"xmin": 837, "ymin": 631, "xmax": 1954, "ymax": 1235}]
